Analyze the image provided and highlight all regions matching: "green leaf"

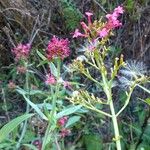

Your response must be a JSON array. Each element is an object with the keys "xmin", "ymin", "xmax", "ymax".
[
  {"xmin": 23, "ymin": 144, "xmax": 38, "ymax": 150},
  {"xmin": 16, "ymin": 88, "xmax": 46, "ymax": 96},
  {"xmin": 16, "ymin": 89, "xmax": 48, "ymax": 121},
  {"xmin": 56, "ymin": 105, "xmax": 82, "ymax": 119},
  {"xmin": 145, "ymin": 98, "xmax": 150, "ymax": 105},
  {"xmin": 37, "ymin": 59, "xmax": 48, "ymax": 67},
  {"xmin": 36, "ymin": 50, "xmax": 46, "ymax": 60},
  {"xmin": 0, "ymin": 141, "xmax": 14, "ymax": 149},
  {"xmin": 22, "ymin": 130, "xmax": 35, "ymax": 143},
  {"xmin": 49, "ymin": 62, "xmax": 58, "ymax": 77},
  {"xmin": 28, "ymin": 90, "xmax": 46, "ymax": 95},
  {"xmin": 65, "ymin": 116, "xmax": 81, "ymax": 128},
  {"xmin": 83, "ymin": 134, "xmax": 103, "ymax": 150},
  {"xmin": 16, "ymin": 88, "xmax": 26, "ymax": 95},
  {"xmin": 22, "ymin": 94, "xmax": 48, "ymax": 121},
  {"xmin": 126, "ymin": 0, "xmax": 134, "ymax": 12},
  {"xmin": 0, "ymin": 114, "xmax": 34, "ymax": 142}
]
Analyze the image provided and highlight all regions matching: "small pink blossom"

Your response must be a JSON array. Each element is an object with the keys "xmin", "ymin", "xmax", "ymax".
[
  {"xmin": 31, "ymin": 84, "xmax": 38, "ymax": 90},
  {"xmin": 17, "ymin": 66, "xmax": 27, "ymax": 74},
  {"xmin": 63, "ymin": 81, "xmax": 71, "ymax": 89},
  {"xmin": 106, "ymin": 13, "xmax": 118, "ymax": 21},
  {"xmin": 85, "ymin": 12, "xmax": 93, "ymax": 25},
  {"xmin": 80, "ymin": 22, "xmax": 90, "ymax": 32},
  {"xmin": 114, "ymin": 6, "xmax": 124, "ymax": 14},
  {"xmin": 57, "ymin": 116, "xmax": 68, "ymax": 127},
  {"xmin": 45, "ymin": 74, "xmax": 56, "ymax": 85},
  {"xmin": 85, "ymin": 12, "xmax": 93, "ymax": 16},
  {"xmin": 11, "ymin": 43, "xmax": 31, "ymax": 61},
  {"xmin": 98, "ymin": 28, "xmax": 109, "ymax": 38},
  {"xmin": 32, "ymin": 139, "xmax": 42, "ymax": 150},
  {"xmin": 8, "ymin": 81, "xmax": 16, "ymax": 89},
  {"xmin": 98, "ymin": 6, "xmax": 124, "ymax": 38},
  {"xmin": 73, "ymin": 29, "xmax": 87, "ymax": 38},
  {"xmin": 47, "ymin": 36, "xmax": 70, "ymax": 60},
  {"xmin": 60, "ymin": 128, "xmax": 71, "ymax": 138}
]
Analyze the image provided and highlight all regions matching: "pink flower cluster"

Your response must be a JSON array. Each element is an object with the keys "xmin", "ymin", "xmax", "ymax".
[
  {"xmin": 57, "ymin": 116, "xmax": 68, "ymax": 127},
  {"xmin": 11, "ymin": 43, "xmax": 31, "ymax": 61},
  {"xmin": 73, "ymin": 6, "xmax": 124, "ymax": 39},
  {"xmin": 63, "ymin": 81, "xmax": 71, "ymax": 89},
  {"xmin": 45, "ymin": 74, "xmax": 56, "ymax": 85},
  {"xmin": 32, "ymin": 139, "xmax": 42, "ymax": 150},
  {"xmin": 47, "ymin": 36, "xmax": 70, "ymax": 60},
  {"xmin": 60, "ymin": 128, "xmax": 71, "ymax": 138},
  {"xmin": 73, "ymin": 12, "xmax": 93, "ymax": 38},
  {"xmin": 57, "ymin": 116, "xmax": 71, "ymax": 138},
  {"xmin": 17, "ymin": 66, "xmax": 27, "ymax": 74},
  {"xmin": 99, "ymin": 6, "xmax": 124, "ymax": 38}
]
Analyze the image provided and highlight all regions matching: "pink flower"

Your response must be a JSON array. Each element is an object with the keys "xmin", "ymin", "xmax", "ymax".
[
  {"xmin": 85, "ymin": 12, "xmax": 93, "ymax": 25},
  {"xmin": 60, "ymin": 128, "xmax": 71, "ymax": 138},
  {"xmin": 57, "ymin": 116, "xmax": 68, "ymax": 127},
  {"xmin": 63, "ymin": 81, "xmax": 71, "ymax": 89},
  {"xmin": 114, "ymin": 6, "xmax": 124, "ymax": 14},
  {"xmin": 17, "ymin": 66, "xmax": 27, "ymax": 74},
  {"xmin": 11, "ymin": 43, "xmax": 31, "ymax": 61},
  {"xmin": 98, "ymin": 28, "xmax": 109, "ymax": 38},
  {"xmin": 80, "ymin": 22, "xmax": 90, "ymax": 32},
  {"xmin": 32, "ymin": 139, "xmax": 42, "ymax": 150},
  {"xmin": 47, "ymin": 36, "xmax": 70, "ymax": 60},
  {"xmin": 106, "ymin": 13, "xmax": 118, "ymax": 21},
  {"xmin": 45, "ymin": 74, "xmax": 56, "ymax": 85},
  {"xmin": 73, "ymin": 29, "xmax": 87, "ymax": 38},
  {"xmin": 8, "ymin": 81, "xmax": 16, "ymax": 89},
  {"xmin": 31, "ymin": 84, "xmax": 38, "ymax": 90},
  {"xmin": 98, "ymin": 6, "xmax": 124, "ymax": 38}
]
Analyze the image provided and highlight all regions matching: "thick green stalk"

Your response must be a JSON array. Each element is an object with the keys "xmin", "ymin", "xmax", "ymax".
[
  {"xmin": 103, "ymin": 78, "xmax": 121, "ymax": 150},
  {"xmin": 97, "ymin": 53, "xmax": 121, "ymax": 149},
  {"xmin": 109, "ymin": 99, "xmax": 121, "ymax": 150},
  {"xmin": 102, "ymin": 76, "xmax": 121, "ymax": 150}
]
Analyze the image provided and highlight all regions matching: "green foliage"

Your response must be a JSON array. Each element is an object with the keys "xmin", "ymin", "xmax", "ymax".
[
  {"xmin": 65, "ymin": 116, "xmax": 81, "ymax": 128},
  {"xmin": 0, "ymin": 114, "xmax": 34, "ymax": 142},
  {"xmin": 125, "ymin": 0, "xmax": 135, "ymax": 12},
  {"xmin": 59, "ymin": 0, "xmax": 82, "ymax": 31},
  {"xmin": 83, "ymin": 134, "xmax": 103, "ymax": 150},
  {"xmin": 16, "ymin": 88, "xmax": 48, "ymax": 121},
  {"xmin": 145, "ymin": 98, "xmax": 150, "ymax": 105},
  {"xmin": 56, "ymin": 105, "xmax": 82, "ymax": 119},
  {"xmin": 0, "ymin": 3, "xmax": 150, "ymax": 150}
]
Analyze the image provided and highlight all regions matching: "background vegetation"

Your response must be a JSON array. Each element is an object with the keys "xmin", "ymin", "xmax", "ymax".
[{"xmin": 0, "ymin": 0, "xmax": 150, "ymax": 149}]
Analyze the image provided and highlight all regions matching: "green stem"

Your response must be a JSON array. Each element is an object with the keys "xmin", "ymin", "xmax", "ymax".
[
  {"xmin": 109, "ymin": 99, "xmax": 121, "ymax": 150},
  {"xmin": 16, "ymin": 63, "xmax": 30, "ymax": 149},
  {"xmin": 42, "ymin": 85, "xmax": 60, "ymax": 150},
  {"xmin": 96, "ymin": 53, "xmax": 121, "ymax": 149},
  {"xmin": 42, "ymin": 60, "xmax": 61, "ymax": 150},
  {"xmin": 2, "ymin": 88, "xmax": 10, "ymax": 122},
  {"xmin": 116, "ymin": 85, "xmax": 135, "ymax": 117},
  {"xmin": 41, "ymin": 121, "xmax": 52, "ymax": 150},
  {"xmin": 83, "ymin": 101, "xmax": 112, "ymax": 117},
  {"xmin": 103, "ymin": 80, "xmax": 121, "ymax": 150}
]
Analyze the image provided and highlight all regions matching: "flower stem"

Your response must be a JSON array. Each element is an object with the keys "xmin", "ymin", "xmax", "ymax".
[
  {"xmin": 109, "ymin": 99, "xmax": 122, "ymax": 150},
  {"xmin": 98, "ymin": 57, "xmax": 121, "ymax": 150},
  {"xmin": 42, "ymin": 60, "xmax": 61, "ymax": 150},
  {"xmin": 16, "ymin": 63, "xmax": 30, "ymax": 149}
]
